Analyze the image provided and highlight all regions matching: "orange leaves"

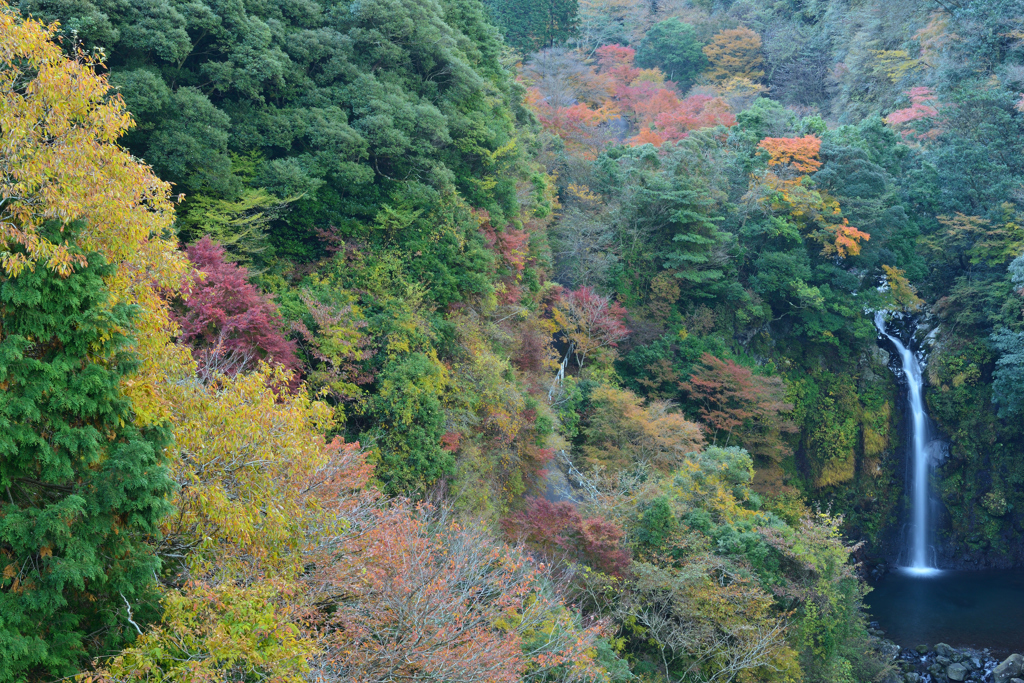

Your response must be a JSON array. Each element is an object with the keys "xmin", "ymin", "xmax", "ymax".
[
  {"xmin": 304, "ymin": 508, "xmax": 607, "ymax": 682},
  {"xmin": 758, "ymin": 134, "xmax": 823, "ymax": 174},
  {"xmin": 751, "ymin": 135, "xmax": 870, "ymax": 259},
  {"xmin": 628, "ymin": 127, "xmax": 666, "ymax": 147},
  {"xmin": 826, "ymin": 219, "xmax": 871, "ymax": 259},
  {"xmin": 525, "ymin": 44, "xmax": 736, "ymax": 153},
  {"xmin": 529, "ymin": 89, "xmax": 619, "ymax": 159},
  {"xmin": 702, "ymin": 27, "xmax": 765, "ymax": 82}
]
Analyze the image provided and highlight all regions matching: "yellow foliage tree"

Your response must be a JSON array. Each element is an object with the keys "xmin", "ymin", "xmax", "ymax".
[
  {"xmin": 881, "ymin": 265, "xmax": 923, "ymax": 312},
  {"xmin": 581, "ymin": 384, "xmax": 705, "ymax": 472},
  {"xmin": 0, "ymin": 2, "xmax": 189, "ymax": 422},
  {"xmin": 702, "ymin": 27, "xmax": 765, "ymax": 82},
  {"xmin": 161, "ymin": 365, "xmax": 337, "ymax": 577}
]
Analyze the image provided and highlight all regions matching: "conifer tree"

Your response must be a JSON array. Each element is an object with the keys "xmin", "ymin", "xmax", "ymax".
[{"xmin": 0, "ymin": 230, "xmax": 173, "ymax": 681}]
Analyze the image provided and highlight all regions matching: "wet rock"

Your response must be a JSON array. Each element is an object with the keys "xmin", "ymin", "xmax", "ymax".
[
  {"xmin": 916, "ymin": 644, "xmax": 930, "ymax": 654},
  {"xmin": 995, "ymin": 654, "xmax": 1024, "ymax": 683},
  {"xmin": 947, "ymin": 663, "xmax": 968, "ymax": 681},
  {"xmin": 1009, "ymin": 679, "xmax": 1024, "ymax": 683},
  {"xmin": 904, "ymin": 674, "xmax": 921, "ymax": 683},
  {"xmin": 938, "ymin": 655, "xmax": 952, "ymax": 666},
  {"xmin": 876, "ymin": 639, "xmax": 901, "ymax": 660},
  {"xmin": 936, "ymin": 643, "xmax": 956, "ymax": 657}
]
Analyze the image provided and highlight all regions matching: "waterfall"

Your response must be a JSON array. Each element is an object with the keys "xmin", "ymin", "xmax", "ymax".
[{"xmin": 874, "ymin": 312, "xmax": 941, "ymax": 575}]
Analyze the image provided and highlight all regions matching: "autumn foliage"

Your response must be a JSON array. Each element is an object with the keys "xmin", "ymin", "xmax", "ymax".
[
  {"xmin": 524, "ymin": 44, "xmax": 735, "ymax": 153},
  {"xmin": 758, "ymin": 135, "xmax": 824, "ymax": 174},
  {"xmin": 885, "ymin": 86, "xmax": 941, "ymax": 137},
  {"xmin": 682, "ymin": 353, "xmax": 796, "ymax": 462},
  {"xmin": 176, "ymin": 237, "xmax": 298, "ymax": 375},
  {"xmin": 702, "ymin": 27, "xmax": 765, "ymax": 82},
  {"xmin": 752, "ymin": 135, "xmax": 870, "ymax": 258},
  {"xmin": 553, "ymin": 286, "xmax": 630, "ymax": 368},
  {"xmin": 503, "ymin": 497, "xmax": 631, "ymax": 577}
]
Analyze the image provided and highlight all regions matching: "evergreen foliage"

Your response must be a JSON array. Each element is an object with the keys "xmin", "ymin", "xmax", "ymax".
[
  {"xmin": 482, "ymin": 0, "xmax": 578, "ymax": 52},
  {"xmin": 635, "ymin": 18, "xmax": 706, "ymax": 91},
  {"xmin": 0, "ymin": 233, "xmax": 172, "ymax": 680}
]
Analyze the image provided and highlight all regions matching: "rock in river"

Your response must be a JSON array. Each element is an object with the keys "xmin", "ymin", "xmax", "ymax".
[
  {"xmin": 995, "ymin": 654, "xmax": 1024, "ymax": 683},
  {"xmin": 946, "ymin": 662, "xmax": 967, "ymax": 681}
]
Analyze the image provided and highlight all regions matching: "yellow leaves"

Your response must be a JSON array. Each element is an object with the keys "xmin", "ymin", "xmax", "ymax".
[
  {"xmin": 0, "ymin": 2, "xmax": 189, "ymax": 426},
  {"xmin": 870, "ymin": 49, "xmax": 921, "ymax": 83},
  {"xmin": 90, "ymin": 581, "xmax": 316, "ymax": 683},
  {"xmin": 702, "ymin": 27, "xmax": 765, "ymax": 82},
  {"xmin": 161, "ymin": 363, "xmax": 344, "ymax": 578},
  {"xmin": 881, "ymin": 264, "xmax": 923, "ymax": 312},
  {"xmin": 566, "ymin": 183, "xmax": 602, "ymax": 204}
]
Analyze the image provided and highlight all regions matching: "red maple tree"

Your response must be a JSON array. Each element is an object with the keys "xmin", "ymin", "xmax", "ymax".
[
  {"xmin": 177, "ymin": 236, "xmax": 298, "ymax": 376},
  {"xmin": 553, "ymin": 286, "xmax": 630, "ymax": 369},
  {"xmin": 681, "ymin": 353, "xmax": 796, "ymax": 462},
  {"xmin": 503, "ymin": 497, "xmax": 631, "ymax": 577}
]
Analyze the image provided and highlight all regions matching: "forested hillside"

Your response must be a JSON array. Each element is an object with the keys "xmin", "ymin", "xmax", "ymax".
[{"xmin": 1, "ymin": 0, "xmax": 1023, "ymax": 681}]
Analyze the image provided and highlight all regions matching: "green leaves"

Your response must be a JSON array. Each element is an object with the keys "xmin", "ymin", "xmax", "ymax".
[
  {"xmin": 635, "ymin": 18, "xmax": 707, "ymax": 91},
  {"xmin": 0, "ymin": 237, "xmax": 172, "ymax": 680}
]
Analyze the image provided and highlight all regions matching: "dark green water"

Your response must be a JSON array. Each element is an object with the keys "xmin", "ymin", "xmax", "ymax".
[{"xmin": 865, "ymin": 568, "xmax": 1024, "ymax": 654}]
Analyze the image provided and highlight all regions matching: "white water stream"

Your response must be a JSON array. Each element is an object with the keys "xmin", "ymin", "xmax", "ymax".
[{"xmin": 874, "ymin": 312, "xmax": 940, "ymax": 575}]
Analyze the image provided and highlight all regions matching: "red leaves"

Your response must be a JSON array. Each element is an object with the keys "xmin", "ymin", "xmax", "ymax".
[
  {"xmin": 440, "ymin": 431, "xmax": 462, "ymax": 453},
  {"xmin": 885, "ymin": 87, "xmax": 939, "ymax": 126},
  {"xmin": 651, "ymin": 95, "xmax": 736, "ymax": 142},
  {"xmin": 176, "ymin": 237, "xmax": 298, "ymax": 376},
  {"xmin": 553, "ymin": 286, "xmax": 630, "ymax": 369},
  {"xmin": 595, "ymin": 44, "xmax": 641, "ymax": 89},
  {"xmin": 305, "ymin": 506, "xmax": 605, "ymax": 682},
  {"xmin": 503, "ymin": 497, "xmax": 631, "ymax": 577},
  {"xmin": 885, "ymin": 87, "xmax": 942, "ymax": 140},
  {"xmin": 681, "ymin": 353, "xmax": 796, "ymax": 462}
]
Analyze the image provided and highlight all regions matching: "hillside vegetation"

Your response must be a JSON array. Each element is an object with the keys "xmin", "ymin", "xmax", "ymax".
[{"xmin": 1, "ymin": 0, "xmax": 1022, "ymax": 681}]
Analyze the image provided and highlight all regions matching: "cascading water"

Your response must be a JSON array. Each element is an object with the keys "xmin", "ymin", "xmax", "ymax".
[{"xmin": 874, "ymin": 312, "xmax": 941, "ymax": 575}]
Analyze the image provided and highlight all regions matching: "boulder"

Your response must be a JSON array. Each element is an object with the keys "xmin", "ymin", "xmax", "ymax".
[
  {"xmin": 876, "ymin": 640, "xmax": 901, "ymax": 659},
  {"xmin": 904, "ymin": 674, "xmax": 921, "ymax": 683},
  {"xmin": 946, "ymin": 663, "xmax": 967, "ymax": 681},
  {"xmin": 916, "ymin": 644, "xmax": 930, "ymax": 654},
  {"xmin": 994, "ymin": 654, "xmax": 1024, "ymax": 683},
  {"xmin": 937, "ymin": 655, "xmax": 952, "ymax": 666},
  {"xmin": 935, "ymin": 643, "xmax": 956, "ymax": 657}
]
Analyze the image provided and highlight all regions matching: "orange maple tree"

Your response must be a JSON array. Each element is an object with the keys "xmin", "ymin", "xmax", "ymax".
[{"xmin": 752, "ymin": 135, "xmax": 870, "ymax": 258}]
